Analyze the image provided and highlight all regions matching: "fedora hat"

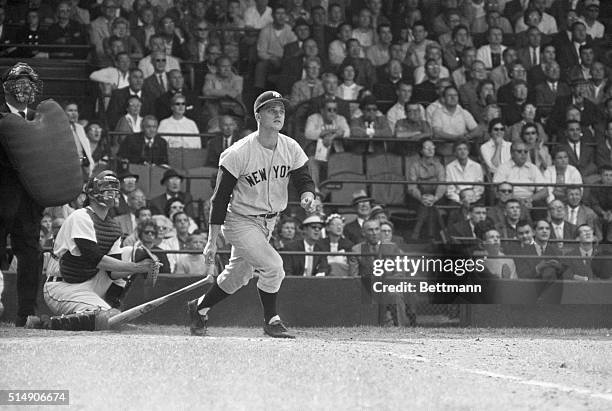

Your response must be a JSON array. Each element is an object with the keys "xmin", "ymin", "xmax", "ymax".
[
  {"xmin": 351, "ymin": 189, "xmax": 373, "ymax": 206},
  {"xmin": 300, "ymin": 215, "xmax": 325, "ymax": 228},
  {"xmin": 160, "ymin": 168, "xmax": 184, "ymax": 185}
]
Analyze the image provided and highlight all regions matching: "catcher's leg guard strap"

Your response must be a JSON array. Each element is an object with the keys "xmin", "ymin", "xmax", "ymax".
[{"xmin": 48, "ymin": 311, "xmax": 97, "ymax": 331}]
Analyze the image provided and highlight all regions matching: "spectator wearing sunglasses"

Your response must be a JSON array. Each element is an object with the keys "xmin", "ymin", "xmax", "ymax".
[
  {"xmin": 493, "ymin": 141, "xmax": 547, "ymax": 213},
  {"xmin": 157, "ymin": 94, "xmax": 201, "ymax": 149}
]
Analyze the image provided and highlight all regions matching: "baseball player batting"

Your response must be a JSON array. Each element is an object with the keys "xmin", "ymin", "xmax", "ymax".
[{"xmin": 187, "ymin": 90, "xmax": 316, "ymax": 338}]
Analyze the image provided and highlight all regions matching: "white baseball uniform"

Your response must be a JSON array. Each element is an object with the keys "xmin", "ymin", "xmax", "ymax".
[{"xmin": 216, "ymin": 131, "xmax": 309, "ymax": 294}]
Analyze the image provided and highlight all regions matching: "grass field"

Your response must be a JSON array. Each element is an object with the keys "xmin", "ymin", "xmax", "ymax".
[{"xmin": 1, "ymin": 325, "xmax": 612, "ymax": 410}]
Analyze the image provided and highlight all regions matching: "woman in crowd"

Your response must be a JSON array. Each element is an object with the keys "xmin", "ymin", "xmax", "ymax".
[
  {"xmin": 508, "ymin": 103, "xmax": 548, "ymax": 144},
  {"xmin": 480, "ymin": 118, "xmax": 512, "ymax": 177},
  {"xmin": 85, "ymin": 121, "xmax": 112, "ymax": 174},
  {"xmin": 270, "ymin": 217, "xmax": 299, "ymax": 251},
  {"xmin": 158, "ymin": 94, "xmax": 201, "ymax": 149},
  {"xmin": 336, "ymin": 62, "xmax": 363, "ymax": 101},
  {"xmin": 520, "ymin": 122, "xmax": 551, "ymax": 173},
  {"xmin": 14, "ymin": 9, "xmax": 47, "ymax": 58},
  {"xmin": 135, "ymin": 219, "xmax": 171, "ymax": 274}
]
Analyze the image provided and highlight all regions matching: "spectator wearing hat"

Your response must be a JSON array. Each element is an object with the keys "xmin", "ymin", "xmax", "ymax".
[
  {"xmin": 369, "ymin": 205, "xmax": 406, "ymax": 247},
  {"xmin": 283, "ymin": 18, "xmax": 311, "ymax": 61},
  {"xmin": 582, "ymin": 0, "xmax": 604, "ymax": 39},
  {"xmin": 282, "ymin": 215, "xmax": 329, "ymax": 276},
  {"xmin": 344, "ymin": 190, "xmax": 374, "ymax": 244},
  {"xmin": 117, "ymin": 115, "xmax": 169, "ymax": 166},
  {"xmin": 317, "ymin": 214, "xmax": 353, "ymax": 276},
  {"xmin": 348, "ymin": 96, "xmax": 392, "ymax": 154},
  {"xmin": 113, "ymin": 170, "xmax": 140, "ymax": 216},
  {"xmin": 149, "ymin": 169, "xmax": 194, "ymax": 217}
]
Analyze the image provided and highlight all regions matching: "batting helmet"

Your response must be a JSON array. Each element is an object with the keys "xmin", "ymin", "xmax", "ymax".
[{"xmin": 85, "ymin": 170, "xmax": 121, "ymax": 208}]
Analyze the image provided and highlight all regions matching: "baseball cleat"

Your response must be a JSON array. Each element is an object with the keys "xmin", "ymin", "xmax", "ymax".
[
  {"xmin": 264, "ymin": 319, "xmax": 295, "ymax": 339},
  {"xmin": 187, "ymin": 299, "xmax": 207, "ymax": 336}
]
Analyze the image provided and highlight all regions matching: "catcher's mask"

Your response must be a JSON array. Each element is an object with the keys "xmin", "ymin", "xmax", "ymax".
[
  {"xmin": 85, "ymin": 170, "xmax": 121, "ymax": 208},
  {"xmin": 2, "ymin": 62, "xmax": 43, "ymax": 105}
]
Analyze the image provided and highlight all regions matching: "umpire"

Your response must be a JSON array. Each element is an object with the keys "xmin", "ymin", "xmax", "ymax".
[{"xmin": 0, "ymin": 63, "xmax": 44, "ymax": 326}]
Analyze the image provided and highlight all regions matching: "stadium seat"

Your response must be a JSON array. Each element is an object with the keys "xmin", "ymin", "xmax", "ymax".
[
  {"xmin": 186, "ymin": 166, "xmax": 219, "ymax": 201},
  {"xmin": 327, "ymin": 152, "xmax": 363, "ymax": 176},
  {"xmin": 366, "ymin": 154, "xmax": 405, "ymax": 206},
  {"xmin": 325, "ymin": 172, "xmax": 367, "ymax": 204},
  {"xmin": 167, "ymin": 148, "xmax": 207, "ymax": 170}
]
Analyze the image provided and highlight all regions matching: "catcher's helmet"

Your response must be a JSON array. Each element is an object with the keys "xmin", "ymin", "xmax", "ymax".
[{"xmin": 85, "ymin": 170, "xmax": 120, "ymax": 208}]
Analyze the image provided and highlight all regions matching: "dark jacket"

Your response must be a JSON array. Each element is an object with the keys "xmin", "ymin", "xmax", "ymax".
[
  {"xmin": 106, "ymin": 87, "xmax": 155, "ymax": 130},
  {"xmin": 282, "ymin": 239, "xmax": 329, "ymax": 276},
  {"xmin": 117, "ymin": 133, "xmax": 169, "ymax": 166},
  {"xmin": 149, "ymin": 191, "xmax": 194, "ymax": 217}
]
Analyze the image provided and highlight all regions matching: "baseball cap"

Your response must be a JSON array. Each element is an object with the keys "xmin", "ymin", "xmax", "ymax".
[{"xmin": 253, "ymin": 90, "xmax": 290, "ymax": 113}]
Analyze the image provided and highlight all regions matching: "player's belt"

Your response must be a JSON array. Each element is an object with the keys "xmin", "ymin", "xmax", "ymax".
[
  {"xmin": 250, "ymin": 213, "xmax": 279, "ymax": 219},
  {"xmin": 46, "ymin": 276, "xmax": 64, "ymax": 283}
]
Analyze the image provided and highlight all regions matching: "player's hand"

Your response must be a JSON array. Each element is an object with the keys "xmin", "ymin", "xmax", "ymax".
[
  {"xmin": 203, "ymin": 241, "xmax": 218, "ymax": 266},
  {"xmin": 300, "ymin": 192, "xmax": 316, "ymax": 214},
  {"xmin": 134, "ymin": 258, "xmax": 162, "ymax": 274}
]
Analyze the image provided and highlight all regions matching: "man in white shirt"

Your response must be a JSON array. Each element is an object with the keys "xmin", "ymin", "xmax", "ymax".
[
  {"xmin": 493, "ymin": 141, "xmax": 548, "ymax": 209},
  {"xmin": 138, "ymin": 34, "xmax": 181, "ymax": 78},
  {"xmin": 445, "ymin": 140, "xmax": 485, "ymax": 204},
  {"xmin": 431, "ymin": 85, "xmax": 482, "ymax": 159},
  {"xmin": 244, "ymin": 0, "xmax": 273, "ymax": 29},
  {"xmin": 157, "ymin": 94, "xmax": 201, "ymax": 149}
]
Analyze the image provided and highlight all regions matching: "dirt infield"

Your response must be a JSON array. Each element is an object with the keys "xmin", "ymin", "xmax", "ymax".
[{"xmin": 1, "ymin": 325, "xmax": 611, "ymax": 410}]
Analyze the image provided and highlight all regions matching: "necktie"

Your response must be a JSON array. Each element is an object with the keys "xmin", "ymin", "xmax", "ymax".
[
  {"xmin": 223, "ymin": 136, "xmax": 230, "ymax": 150},
  {"xmin": 573, "ymin": 142, "xmax": 580, "ymax": 160},
  {"xmin": 531, "ymin": 48, "xmax": 536, "ymax": 66},
  {"xmin": 304, "ymin": 244, "xmax": 313, "ymax": 276},
  {"xmin": 18, "ymin": 111, "xmax": 25, "ymax": 118},
  {"xmin": 551, "ymin": 82, "xmax": 556, "ymax": 92},
  {"xmin": 569, "ymin": 208, "xmax": 577, "ymax": 225},
  {"xmin": 158, "ymin": 74, "xmax": 165, "ymax": 91}
]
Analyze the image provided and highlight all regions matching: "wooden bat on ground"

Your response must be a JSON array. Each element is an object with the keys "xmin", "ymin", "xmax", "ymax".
[{"xmin": 107, "ymin": 271, "xmax": 214, "ymax": 329}]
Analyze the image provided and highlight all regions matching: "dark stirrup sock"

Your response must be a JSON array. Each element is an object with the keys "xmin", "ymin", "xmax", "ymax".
[
  {"xmin": 197, "ymin": 280, "xmax": 230, "ymax": 310},
  {"xmin": 258, "ymin": 288, "xmax": 278, "ymax": 324}
]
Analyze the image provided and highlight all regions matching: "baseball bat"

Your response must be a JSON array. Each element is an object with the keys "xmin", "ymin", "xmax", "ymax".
[{"xmin": 108, "ymin": 273, "xmax": 214, "ymax": 328}]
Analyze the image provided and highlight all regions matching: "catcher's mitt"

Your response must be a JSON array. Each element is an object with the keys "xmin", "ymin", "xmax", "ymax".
[{"xmin": 132, "ymin": 242, "xmax": 162, "ymax": 286}]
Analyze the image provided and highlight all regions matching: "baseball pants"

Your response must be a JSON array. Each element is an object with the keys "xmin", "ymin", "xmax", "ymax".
[
  {"xmin": 43, "ymin": 247, "xmax": 134, "ymax": 315},
  {"xmin": 217, "ymin": 212, "xmax": 285, "ymax": 294}
]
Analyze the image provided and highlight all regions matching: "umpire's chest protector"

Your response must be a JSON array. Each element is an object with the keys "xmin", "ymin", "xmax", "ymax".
[
  {"xmin": 220, "ymin": 133, "xmax": 308, "ymax": 215},
  {"xmin": 0, "ymin": 100, "xmax": 83, "ymax": 207}
]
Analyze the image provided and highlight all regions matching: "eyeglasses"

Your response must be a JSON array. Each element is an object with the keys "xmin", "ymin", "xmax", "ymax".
[
  {"xmin": 142, "ymin": 230, "xmax": 156, "ymax": 235},
  {"xmin": 155, "ymin": 59, "xmax": 167, "ymax": 62},
  {"xmin": 197, "ymin": 28, "xmax": 208, "ymax": 31},
  {"xmin": 326, "ymin": 107, "xmax": 337, "ymax": 112},
  {"xmin": 492, "ymin": 127, "xmax": 505, "ymax": 131},
  {"xmin": 498, "ymin": 189, "xmax": 513, "ymax": 193}
]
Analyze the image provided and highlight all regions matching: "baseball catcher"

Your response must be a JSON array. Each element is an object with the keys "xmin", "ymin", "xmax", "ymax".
[{"xmin": 26, "ymin": 171, "xmax": 161, "ymax": 331}]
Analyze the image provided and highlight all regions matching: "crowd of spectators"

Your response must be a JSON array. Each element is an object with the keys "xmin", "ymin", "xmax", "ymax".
[{"xmin": 1, "ymin": 0, "xmax": 612, "ymax": 289}]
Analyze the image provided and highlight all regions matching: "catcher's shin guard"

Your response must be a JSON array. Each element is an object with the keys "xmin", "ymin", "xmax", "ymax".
[{"xmin": 48, "ymin": 311, "xmax": 97, "ymax": 331}]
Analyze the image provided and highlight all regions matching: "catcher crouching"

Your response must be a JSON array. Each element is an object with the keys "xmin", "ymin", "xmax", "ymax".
[{"xmin": 26, "ymin": 171, "xmax": 160, "ymax": 331}]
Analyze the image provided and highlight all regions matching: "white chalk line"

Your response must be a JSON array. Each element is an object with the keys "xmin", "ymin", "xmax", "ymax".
[{"xmin": 354, "ymin": 340, "xmax": 612, "ymax": 403}]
